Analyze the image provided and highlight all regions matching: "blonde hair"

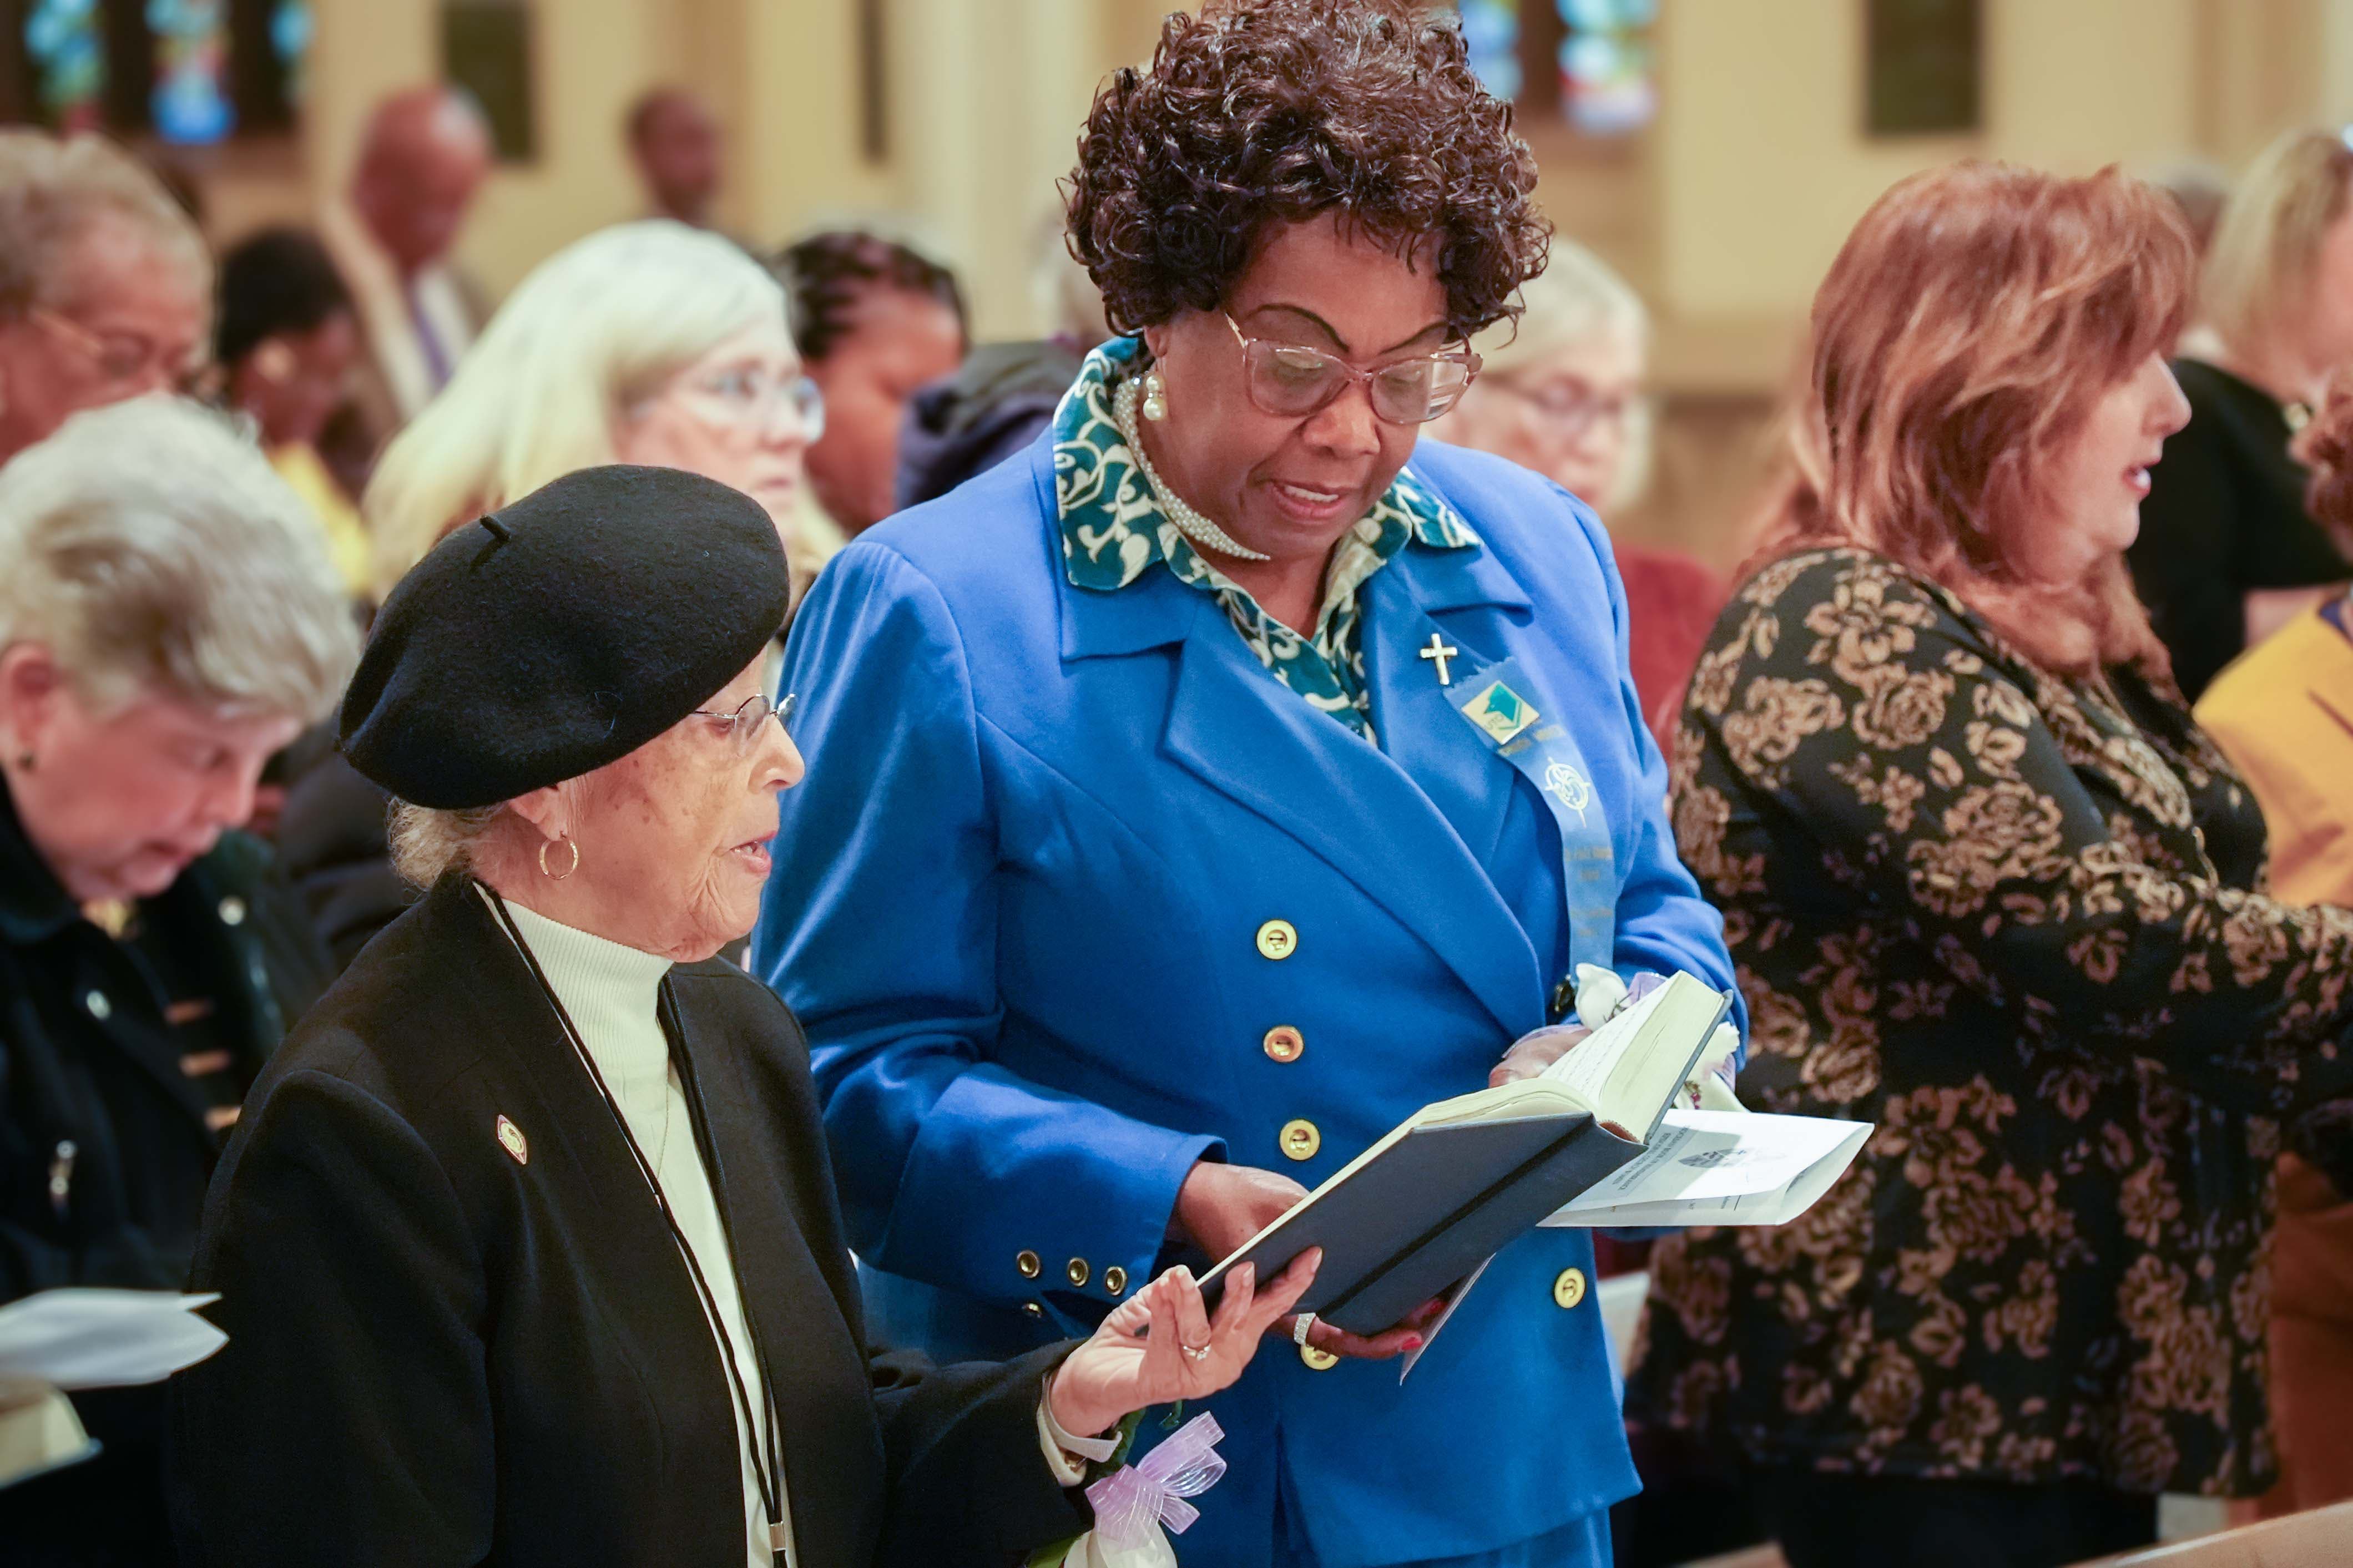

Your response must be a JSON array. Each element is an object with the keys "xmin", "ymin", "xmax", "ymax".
[
  {"xmin": 363, "ymin": 220, "xmax": 788, "ymax": 599},
  {"xmin": 2201, "ymin": 129, "xmax": 2353, "ymax": 353},
  {"xmin": 0, "ymin": 396, "xmax": 358, "ymax": 719},
  {"xmin": 0, "ymin": 130, "xmax": 209, "ymax": 320},
  {"xmin": 1478, "ymin": 241, "xmax": 1647, "ymax": 377},
  {"xmin": 1752, "ymin": 161, "xmax": 2192, "ymax": 679}
]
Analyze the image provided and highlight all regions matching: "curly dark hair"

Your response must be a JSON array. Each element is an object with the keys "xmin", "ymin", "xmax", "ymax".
[
  {"xmin": 771, "ymin": 231, "xmax": 967, "ymax": 365},
  {"xmin": 215, "ymin": 226, "xmax": 352, "ymax": 367},
  {"xmin": 1066, "ymin": 0, "xmax": 1548, "ymax": 340}
]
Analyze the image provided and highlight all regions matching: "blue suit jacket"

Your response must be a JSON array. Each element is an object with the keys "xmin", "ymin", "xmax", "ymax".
[{"xmin": 753, "ymin": 434, "xmax": 1738, "ymax": 1568}]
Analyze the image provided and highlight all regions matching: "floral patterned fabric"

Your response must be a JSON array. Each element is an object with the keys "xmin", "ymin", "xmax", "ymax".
[
  {"xmin": 1050, "ymin": 337, "xmax": 1476, "ymax": 743},
  {"xmin": 1627, "ymin": 547, "xmax": 2353, "ymax": 1497}
]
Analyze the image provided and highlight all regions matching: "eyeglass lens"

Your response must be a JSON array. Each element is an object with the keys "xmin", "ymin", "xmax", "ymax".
[
  {"xmin": 1243, "ymin": 341, "xmax": 1471, "ymax": 425},
  {"xmin": 697, "ymin": 369, "xmax": 826, "ymax": 441},
  {"xmin": 696, "ymin": 693, "xmax": 795, "ymax": 753}
]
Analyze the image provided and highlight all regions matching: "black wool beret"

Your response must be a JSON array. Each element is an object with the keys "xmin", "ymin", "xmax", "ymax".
[{"xmin": 340, "ymin": 464, "xmax": 790, "ymax": 810}]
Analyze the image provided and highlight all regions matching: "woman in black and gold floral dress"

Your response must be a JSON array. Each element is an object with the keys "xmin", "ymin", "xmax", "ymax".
[{"xmin": 1628, "ymin": 161, "xmax": 2353, "ymax": 1568}]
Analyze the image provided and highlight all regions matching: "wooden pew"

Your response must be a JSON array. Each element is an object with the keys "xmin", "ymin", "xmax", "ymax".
[{"xmin": 2081, "ymin": 1500, "xmax": 2353, "ymax": 1566}]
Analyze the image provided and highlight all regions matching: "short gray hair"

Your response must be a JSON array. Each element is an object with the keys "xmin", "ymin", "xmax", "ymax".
[
  {"xmin": 0, "ymin": 397, "xmax": 360, "ymax": 719},
  {"xmin": 0, "ymin": 130, "xmax": 209, "ymax": 317},
  {"xmin": 387, "ymin": 800, "xmax": 506, "ymax": 887}
]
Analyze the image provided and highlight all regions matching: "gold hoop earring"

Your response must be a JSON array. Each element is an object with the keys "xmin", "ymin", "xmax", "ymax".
[
  {"xmin": 538, "ymin": 836, "xmax": 579, "ymax": 880},
  {"xmin": 1142, "ymin": 370, "xmax": 1169, "ymax": 423}
]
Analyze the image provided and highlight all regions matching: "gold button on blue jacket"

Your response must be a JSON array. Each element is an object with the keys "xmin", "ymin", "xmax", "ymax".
[{"xmin": 754, "ymin": 433, "xmax": 1742, "ymax": 1568}]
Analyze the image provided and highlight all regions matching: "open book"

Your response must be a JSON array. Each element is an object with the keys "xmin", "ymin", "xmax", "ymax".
[
  {"xmin": 1199, "ymin": 972, "xmax": 1873, "ymax": 1344},
  {"xmin": 1199, "ymin": 973, "xmax": 1731, "ymax": 1336}
]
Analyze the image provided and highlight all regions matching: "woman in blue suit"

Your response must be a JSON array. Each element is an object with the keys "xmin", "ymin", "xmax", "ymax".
[{"xmin": 755, "ymin": 4, "xmax": 1739, "ymax": 1563}]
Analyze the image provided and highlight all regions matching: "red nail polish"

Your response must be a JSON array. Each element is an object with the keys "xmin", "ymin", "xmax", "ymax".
[{"xmin": 1402, "ymin": 1336, "xmax": 1424, "ymax": 1351}]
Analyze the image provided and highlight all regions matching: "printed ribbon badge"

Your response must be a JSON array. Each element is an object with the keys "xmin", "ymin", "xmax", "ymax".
[
  {"xmin": 1447, "ymin": 653, "xmax": 1619, "ymax": 981},
  {"xmin": 1542, "ymin": 759, "xmax": 1593, "ymax": 825},
  {"xmin": 1457, "ymin": 679, "xmax": 1538, "ymax": 745}
]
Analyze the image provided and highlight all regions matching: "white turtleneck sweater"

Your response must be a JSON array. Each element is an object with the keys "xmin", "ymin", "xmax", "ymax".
[
  {"xmin": 494, "ymin": 896, "xmax": 783, "ymax": 1568},
  {"xmin": 487, "ymin": 895, "xmax": 1115, "ymax": 1565}
]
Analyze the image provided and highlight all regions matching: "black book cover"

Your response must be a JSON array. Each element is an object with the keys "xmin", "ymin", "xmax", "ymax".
[{"xmin": 1204, "ymin": 1111, "xmax": 1644, "ymax": 1336}]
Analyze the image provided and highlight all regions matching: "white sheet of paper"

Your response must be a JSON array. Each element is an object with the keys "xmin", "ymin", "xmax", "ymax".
[
  {"xmin": 0, "ymin": 1291, "xmax": 227, "ymax": 1390},
  {"xmin": 1538, "ymin": 1110, "xmax": 1872, "ymax": 1228},
  {"xmin": 1397, "ymin": 1255, "xmax": 1493, "ymax": 1385}
]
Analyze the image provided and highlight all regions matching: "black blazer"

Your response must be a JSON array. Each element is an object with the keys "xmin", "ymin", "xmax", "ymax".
[
  {"xmin": 170, "ymin": 875, "xmax": 1090, "ymax": 1567},
  {"xmin": 2128, "ymin": 358, "xmax": 2352, "ymax": 700},
  {"xmin": 0, "ymin": 776, "xmax": 332, "ymax": 1565}
]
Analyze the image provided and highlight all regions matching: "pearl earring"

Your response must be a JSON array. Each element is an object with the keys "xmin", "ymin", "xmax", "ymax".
[{"xmin": 1142, "ymin": 370, "xmax": 1169, "ymax": 423}]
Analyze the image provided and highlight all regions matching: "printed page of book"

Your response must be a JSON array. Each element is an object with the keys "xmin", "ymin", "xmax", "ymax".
[
  {"xmin": 1537, "ymin": 976, "xmax": 1673, "ymax": 1114},
  {"xmin": 1537, "ymin": 972, "xmax": 1730, "ymax": 1136}
]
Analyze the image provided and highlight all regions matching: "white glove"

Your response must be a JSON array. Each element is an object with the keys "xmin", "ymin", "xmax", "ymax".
[
  {"xmin": 1062, "ymin": 1525, "xmax": 1179, "ymax": 1568},
  {"xmin": 1571, "ymin": 962, "xmax": 1629, "ymax": 1029},
  {"xmin": 1691, "ymin": 1021, "xmax": 1746, "ymax": 1112}
]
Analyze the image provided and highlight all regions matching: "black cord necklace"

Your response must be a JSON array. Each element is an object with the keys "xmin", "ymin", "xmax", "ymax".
[{"xmin": 483, "ymin": 884, "xmax": 792, "ymax": 1562}]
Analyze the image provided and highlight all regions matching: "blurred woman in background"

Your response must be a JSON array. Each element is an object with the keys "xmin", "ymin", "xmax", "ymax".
[
  {"xmin": 774, "ymin": 230, "xmax": 967, "ymax": 537},
  {"xmin": 1433, "ymin": 243, "xmax": 1722, "ymax": 754},
  {"xmin": 278, "ymin": 219, "xmax": 821, "ymax": 972},
  {"xmin": 0, "ymin": 130, "xmax": 211, "ymax": 468},
  {"xmin": 1632, "ymin": 161, "xmax": 2353, "ymax": 1568},
  {"xmin": 364, "ymin": 219, "xmax": 819, "ymax": 599},
  {"xmin": 2195, "ymin": 372, "xmax": 2353, "ymax": 1521},
  {"xmin": 2131, "ymin": 128, "xmax": 2353, "ymax": 700},
  {"xmin": 216, "ymin": 227, "xmax": 368, "ymax": 599},
  {"xmin": 0, "ymin": 397, "xmax": 357, "ymax": 1563}
]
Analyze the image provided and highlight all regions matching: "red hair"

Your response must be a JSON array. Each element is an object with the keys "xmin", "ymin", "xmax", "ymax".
[{"xmin": 1749, "ymin": 161, "xmax": 2194, "ymax": 677}]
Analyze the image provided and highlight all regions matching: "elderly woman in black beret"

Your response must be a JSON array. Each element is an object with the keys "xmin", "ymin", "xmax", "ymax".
[{"xmin": 169, "ymin": 464, "xmax": 1316, "ymax": 1568}]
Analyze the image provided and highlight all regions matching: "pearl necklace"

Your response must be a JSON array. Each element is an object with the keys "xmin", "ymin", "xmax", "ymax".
[{"xmin": 1112, "ymin": 376, "xmax": 1271, "ymax": 563}]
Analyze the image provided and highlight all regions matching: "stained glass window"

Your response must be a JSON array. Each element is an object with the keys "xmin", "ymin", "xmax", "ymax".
[
  {"xmin": 149, "ymin": 0, "xmax": 233, "ymax": 143},
  {"xmin": 24, "ymin": 0, "xmax": 107, "ymax": 131},
  {"xmin": 1459, "ymin": 0, "xmax": 1522, "ymax": 105},
  {"xmin": 4, "ymin": 0, "xmax": 308, "ymax": 140},
  {"xmin": 269, "ymin": 0, "xmax": 309, "ymax": 107},
  {"xmin": 1557, "ymin": 0, "xmax": 1656, "ymax": 136},
  {"xmin": 1452, "ymin": 0, "xmax": 1657, "ymax": 138}
]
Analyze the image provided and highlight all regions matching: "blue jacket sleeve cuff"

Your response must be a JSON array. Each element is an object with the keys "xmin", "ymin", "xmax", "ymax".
[{"xmin": 880, "ymin": 1078, "xmax": 1226, "ymax": 1330}]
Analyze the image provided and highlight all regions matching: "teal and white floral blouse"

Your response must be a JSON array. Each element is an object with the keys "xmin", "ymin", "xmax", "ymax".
[{"xmin": 1051, "ymin": 337, "xmax": 1477, "ymax": 745}]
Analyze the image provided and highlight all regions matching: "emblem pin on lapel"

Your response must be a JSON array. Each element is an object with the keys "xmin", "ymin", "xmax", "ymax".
[{"xmin": 496, "ymin": 1115, "xmax": 529, "ymax": 1166}]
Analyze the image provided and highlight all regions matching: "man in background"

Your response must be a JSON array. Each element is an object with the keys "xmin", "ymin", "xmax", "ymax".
[
  {"xmin": 627, "ymin": 87, "xmax": 723, "ymax": 230},
  {"xmin": 318, "ymin": 86, "xmax": 491, "ymax": 485}
]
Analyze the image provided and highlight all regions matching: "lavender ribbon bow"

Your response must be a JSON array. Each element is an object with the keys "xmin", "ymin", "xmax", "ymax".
[{"xmin": 1085, "ymin": 1413, "xmax": 1229, "ymax": 1548}]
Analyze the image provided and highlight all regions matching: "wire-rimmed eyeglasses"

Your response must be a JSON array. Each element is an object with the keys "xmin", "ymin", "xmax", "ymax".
[{"xmin": 689, "ymin": 692, "xmax": 796, "ymax": 756}]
